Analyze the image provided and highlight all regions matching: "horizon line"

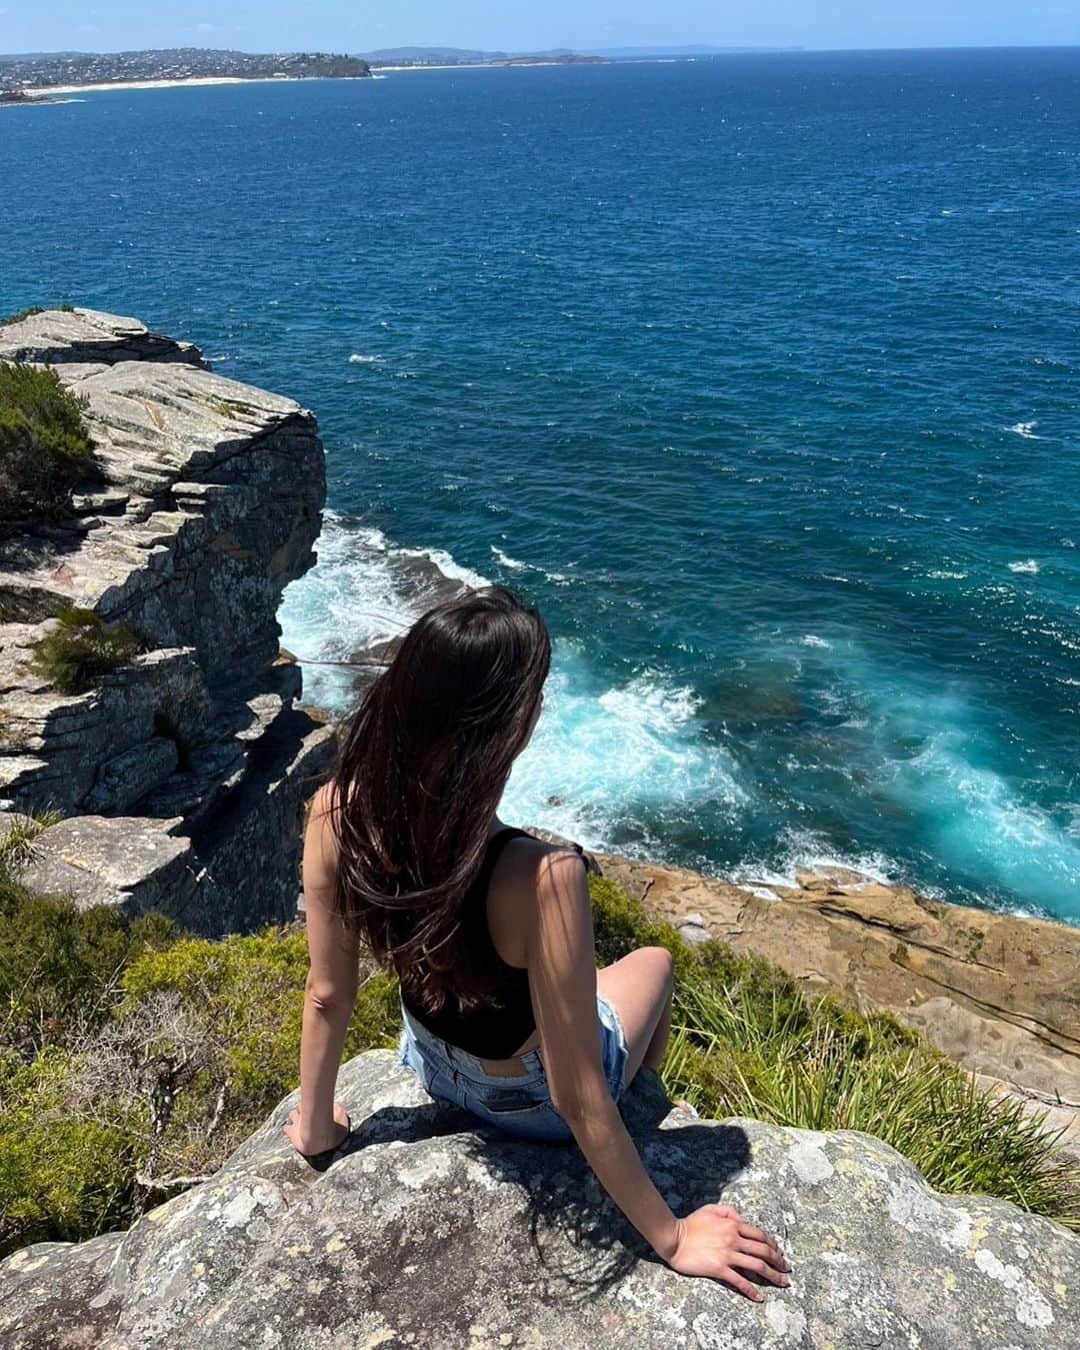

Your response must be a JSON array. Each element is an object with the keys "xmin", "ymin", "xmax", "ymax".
[{"xmin": 2, "ymin": 41, "xmax": 1080, "ymax": 61}]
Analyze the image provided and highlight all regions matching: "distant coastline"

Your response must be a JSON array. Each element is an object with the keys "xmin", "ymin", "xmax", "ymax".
[
  {"xmin": 23, "ymin": 62, "xmax": 608, "ymax": 97},
  {"xmin": 23, "ymin": 74, "xmax": 370, "ymax": 97}
]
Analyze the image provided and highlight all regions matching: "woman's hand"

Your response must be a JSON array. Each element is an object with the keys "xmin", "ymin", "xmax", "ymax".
[
  {"xmin": 282, "ymin": 1101, "xmax": 351, "ymax": 1157},
  {"xmin": 666, "ymin": 1204, "xmax": 792, "ymax": 1299}
]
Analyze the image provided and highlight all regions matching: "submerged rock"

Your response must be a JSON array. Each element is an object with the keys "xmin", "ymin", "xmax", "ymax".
[{"xmin": 1, "ymin": 1050, "xmax": 1076, "ymax": 1348}]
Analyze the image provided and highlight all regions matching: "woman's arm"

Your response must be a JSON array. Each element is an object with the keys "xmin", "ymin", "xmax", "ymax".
[
  {"xmin": 527, "ymin": 852, "xmax": 790, "ymax": 1297},
  {"xmin": 527, "ymin": 852, "xmax": 680, "ymax": 1255},
  {"xmin": 283, "ymin": 783, "xmax": 359, "ymax": 1156}
]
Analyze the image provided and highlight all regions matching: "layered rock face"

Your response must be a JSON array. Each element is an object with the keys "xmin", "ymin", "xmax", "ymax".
[
  {"xmin": 0, "ymin": 309, "xmax": 334, "ymax": 932},
  {"xmin": 1, "ymin": 1050, "xmax": 1076, "ymax": 1349},
  {"xmin": 595, "ymin": 853, "xmax": 1080, "ymax": 1163}
]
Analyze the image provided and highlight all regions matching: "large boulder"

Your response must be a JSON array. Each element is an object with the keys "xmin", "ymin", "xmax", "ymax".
[{"xmin": 1, "ymin": 1050, "xmax": 1076, "ymax": 1348}]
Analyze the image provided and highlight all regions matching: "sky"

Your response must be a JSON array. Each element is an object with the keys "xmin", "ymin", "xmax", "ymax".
[{"xmin": 0, "ymin": 1, "xmax": 1078, "ymax": 57}]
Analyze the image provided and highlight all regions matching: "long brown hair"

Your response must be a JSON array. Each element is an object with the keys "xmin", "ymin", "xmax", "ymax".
[{"xmin": 328, "ymin": 585, "xmax": 551, "ymax": 1015}]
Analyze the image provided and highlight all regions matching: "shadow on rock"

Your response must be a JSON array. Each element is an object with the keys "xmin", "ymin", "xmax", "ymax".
[{"xmin": 323, "ymin": 1066, "xmax": 752, "ymax": 1304}]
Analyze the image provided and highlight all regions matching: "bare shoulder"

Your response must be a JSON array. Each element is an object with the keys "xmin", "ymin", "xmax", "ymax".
[
  {"xmin": 489, "ymin": 833, "xmax": 589, "ymax": 966},
  {"xmin": 503, "ymin": 833, "xmax": 590, "ymax": 906}
]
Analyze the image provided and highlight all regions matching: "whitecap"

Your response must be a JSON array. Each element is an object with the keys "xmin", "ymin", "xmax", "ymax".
[
  {"xmin": 489, "ymin": 545, "xmax": 572, "ymax": 586},
  {"xmin": 727, "ymin": 830, "xmax": 900, "ymax": 892},
  {"xmin": 278, "ymin": 512, "xmax": 489, "ymax": 708},
  {"xmin": 801, "ymin": 635, "xmax": 831, "ymax": 649},
  {"xmin": 347, "ymin": 353, "xmax": 384, "ymax": 365},
  {"xmin": 491, "ymin": 546, "xmax": 528, "ymax": 572},
  {"xmin": 1007, "ymin": 559, "xmax": 1039, "ymax": 575},
  {"xmin": 396, "ymin": 544, "xmax": 490, "ymax": 590}
]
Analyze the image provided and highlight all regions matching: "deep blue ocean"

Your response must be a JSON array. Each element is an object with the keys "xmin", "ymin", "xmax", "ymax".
[{"xmin": 2, "ymin": 50, "xmax": 1079, "ymax": 923}]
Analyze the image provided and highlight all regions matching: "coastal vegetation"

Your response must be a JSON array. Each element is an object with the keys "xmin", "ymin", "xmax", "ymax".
[
  {"xmin": 0, "ymin": 48, "xmax": 371, "ymax": 91},
  {"xmin": 1, "ymin": 866, "xmax": 1076, "ymax": 1259},
  {"xmin": 0, "ymin": 360, "xmax": 93, "ymax": 520},
  {"xmin": 29, "ymin": 607, "xmax": 146, "ymax": 696}
]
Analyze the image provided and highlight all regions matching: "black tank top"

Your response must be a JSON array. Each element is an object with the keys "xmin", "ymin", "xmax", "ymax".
[{"xmin": 400, "ymin": 826, "xmax": 537, "ymax": 1059}]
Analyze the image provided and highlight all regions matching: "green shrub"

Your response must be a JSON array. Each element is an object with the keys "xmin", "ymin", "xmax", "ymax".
[
  {"xmin": 0, "ymin": 360, "xmax": 93, "ymax": 519},
  {"xmin": 29, "ymin": 606, "xmax": 145, "ymax": 696},
  {"xmin": 0, "ymin": 870, "xmax": 174, "ymax": 1054},
  {"xmin": 0, "ymin": 1047, "xmax": 142, "ymax": 1253},
  {"xmin": 0, "ymin": 903, "xmax": 402, "ymax": 1257},
  {"xmin": 587, "ymin": 873, "xmax": 1080, "ymax": 1231},
  {"xmin": 120, "ymin": 927, "xmax": 401, "ymax": 1116}
]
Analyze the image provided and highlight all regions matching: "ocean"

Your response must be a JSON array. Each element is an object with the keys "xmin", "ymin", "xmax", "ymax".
[{"xmin": 2, "ymin": 49, "xmax": 1078, "ymax": 923}]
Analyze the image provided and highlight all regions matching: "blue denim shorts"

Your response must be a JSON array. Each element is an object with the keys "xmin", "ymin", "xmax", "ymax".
[{"xmin": 397, "ymin": 992, "xmax": 629, "ymax": 1144}]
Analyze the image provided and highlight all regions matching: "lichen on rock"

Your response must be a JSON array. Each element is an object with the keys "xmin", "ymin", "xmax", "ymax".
[{"xmin": 1, "ymin": 1050, "xmax": 1076, "ymax": 1348}]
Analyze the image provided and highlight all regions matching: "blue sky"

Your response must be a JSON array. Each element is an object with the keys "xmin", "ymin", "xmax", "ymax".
[{"xmin": 1, "ymin": 2, "xmax": 1078, "ymax": 56}]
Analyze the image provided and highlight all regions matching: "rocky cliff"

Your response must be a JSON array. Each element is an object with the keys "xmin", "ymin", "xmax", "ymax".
[
  {"xmin": 1, "ymin": 1050, "xmax": 1076, "ymax": 1348},
  {"xmin": 0, "ymin": 308, "xmax": 334, "ymax": 932}
]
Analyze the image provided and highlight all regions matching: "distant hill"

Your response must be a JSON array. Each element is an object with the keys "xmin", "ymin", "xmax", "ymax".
[{"xmin": 357, "ymin": 46, "xmax": 604, "ymax": 66}]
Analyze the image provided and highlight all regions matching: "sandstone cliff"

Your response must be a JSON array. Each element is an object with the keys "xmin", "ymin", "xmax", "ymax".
[
  {"xmin": 1, "ymin": 1050, "xmax": 1076, "ymax": 1348},
  {"xmin": 0, "ymin": 308, "xmax": 334, "ymax": 932}
]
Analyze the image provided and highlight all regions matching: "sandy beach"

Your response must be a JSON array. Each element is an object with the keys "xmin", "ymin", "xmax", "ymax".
[
  {"xmin": 24, "ymin": 64, "xmax": 582, "ymax": 96},
  {"xmin": 24, "ymin": 74, "xmax": 370, "ymax": 96}
]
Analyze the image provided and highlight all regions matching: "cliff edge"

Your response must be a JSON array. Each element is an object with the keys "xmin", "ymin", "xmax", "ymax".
[{"xmin": 0, "ymin": 307, "xmax": 334, "ymax": 932}]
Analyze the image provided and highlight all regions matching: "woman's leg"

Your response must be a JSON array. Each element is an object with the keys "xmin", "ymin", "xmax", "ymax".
[{"xmin": 596, "ymin": 946, "xmax": 675, "ymax": 1086}]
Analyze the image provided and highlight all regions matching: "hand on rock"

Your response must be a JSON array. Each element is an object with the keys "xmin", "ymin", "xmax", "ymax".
[
  {"xmin": 667, "ymin": 1203, "xmax": 791, "ymax": 1299},
  {"xmin": 282, "ymin": 1101, "xmax": 351, "ymax": 1158}
]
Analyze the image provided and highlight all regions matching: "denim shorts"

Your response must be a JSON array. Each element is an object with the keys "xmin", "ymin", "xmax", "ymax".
[{"xmin": 397, "ymin": 992, "xmax": 629, "ymax": 1144}]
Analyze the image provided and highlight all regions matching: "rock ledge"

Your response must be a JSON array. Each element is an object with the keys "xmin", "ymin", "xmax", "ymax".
[{"xmin": 1, "ymin": 1050, "xmax": 1076, "ymax": 1349}]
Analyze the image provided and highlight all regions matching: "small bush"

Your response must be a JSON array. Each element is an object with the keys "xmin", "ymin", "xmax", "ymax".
[
  {"xmin": 0, "ymin": 360, "xmax": 93, "ymax": 519},
  {"xmin": 30, "ymin": 606, "xmax": 145, "ymax": 695},
  {"xmin": 0, "ymin": 903, "xmax": 400, "ymax": 1257},
  {"xmin": 0, "ymin": 809, "xmax": 61, "ymax": 872},
  {"xmin": 120, "ymin": 927, "xmax": 400, "ymax": 1116},
  {"xmin": 0, "ymin": 1047, "xmax": 141, "ymax": 1253},
  {"xmin": 0, "ymin": 870, "xmax": 174, "ymax": 1054}
]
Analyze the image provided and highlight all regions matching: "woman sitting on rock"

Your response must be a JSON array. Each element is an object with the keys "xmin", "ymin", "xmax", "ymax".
[{"xmin": 284, "ymin": 586, "xmax": 791, "ymax": 1299}]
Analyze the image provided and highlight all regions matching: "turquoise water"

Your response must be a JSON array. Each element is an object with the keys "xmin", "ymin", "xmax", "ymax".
[{"xmin": 2, "ymin": 50, "xmax": 1078, "ymax": 921}]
